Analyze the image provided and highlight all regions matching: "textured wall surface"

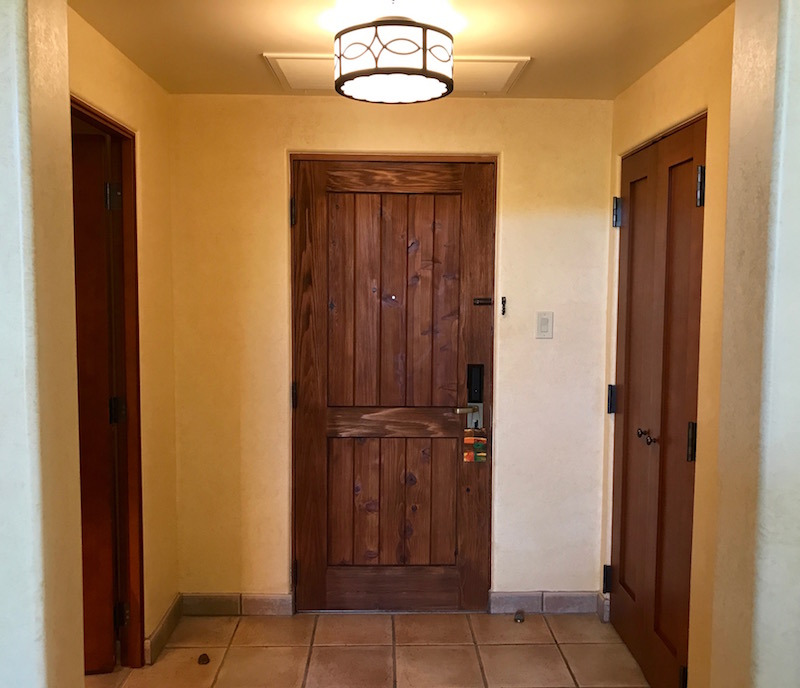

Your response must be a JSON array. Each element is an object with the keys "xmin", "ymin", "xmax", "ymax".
[
  {"xmin": 68, "ymin": 8, "xmax": 179, "ymax": 636},
  {"xmin": 169, "ymin": 95, "xmax": 613, "ymax": 596},
  {"xmin": 0, "ymin": 0, "xmax": 84, "ymax": 685}
]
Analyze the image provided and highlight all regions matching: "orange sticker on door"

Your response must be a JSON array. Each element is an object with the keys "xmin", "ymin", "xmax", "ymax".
[{"xmin": 463, "ymin": 429, "xmax": 488, "ymax": 463}]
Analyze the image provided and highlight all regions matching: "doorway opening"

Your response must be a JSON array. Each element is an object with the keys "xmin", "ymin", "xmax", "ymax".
[{"xmin": 71, "ymin": 99, "xmax": 144, "ymax": 672}]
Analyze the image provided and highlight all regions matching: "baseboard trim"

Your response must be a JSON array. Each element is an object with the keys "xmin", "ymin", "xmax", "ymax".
[
  {"xmin": 242, "ymin": 594, "xmax": 294, "ymax": 616},
  {"xmin": 144, "ymin": 593, "xmax": 181, "ymax": 665},
  {"xmin": 489, "ymin": 592, "xmax": 543, "ymax": 614},
  {"xmin": 182, "ymin": 593, "xmax": 242, "ymax": 616},
  {"xmin": 490, "ymin": 591, "xmax": 599, "ymax": 615}
]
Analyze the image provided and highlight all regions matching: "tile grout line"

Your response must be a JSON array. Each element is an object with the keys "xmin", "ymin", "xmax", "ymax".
[
  {"xmin": 300, "ymin": 614, "xmax": 319, "ymax": 688},
  {"xmin": 466, "ymin": 615, "xmax": 489, "ymax": 688},
  {"xmin": 392, "ymin": 615, "xmax": 397, "ymax": 688},
  {"xmin": 209, "ymin": 615, "xmax": 241, "ymax": 688},
  {"xmin": 543, "ymin": 616, "xmax": 579, "ymax": 688}
]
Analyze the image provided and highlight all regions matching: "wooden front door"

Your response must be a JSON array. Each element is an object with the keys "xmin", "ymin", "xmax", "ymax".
[
  {"xmin": 292, "ymin": 158, "xmax": 496, "ymax": 611},
  {"xmin": 610, "ymin": 117, "xmax": 706, "ymax": 688}
]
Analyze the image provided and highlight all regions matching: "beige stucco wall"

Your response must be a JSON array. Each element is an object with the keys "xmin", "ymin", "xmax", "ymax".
[
  {"xmin": 0, "ymin": 0, "xmax": 84, "ymax": 686},
  {"xmin": 68, "ymin": 8, "xmax": 179, "ymax": 636},
  {"xmin": 605, "ymin": 7, "xmax": 735, "ymax": 685},
  {"xmin": 751, "ymin": 0, "xmax": 800, "ymax": 681},
  {"xmin": 169, "ymin": 95, "xmax": 614, "ymax": 595}
]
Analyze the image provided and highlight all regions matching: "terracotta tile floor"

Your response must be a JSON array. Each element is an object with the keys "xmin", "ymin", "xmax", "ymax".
[{"xmin": 85, "ymin": 613, "xmax": 650, "ymax": 688}]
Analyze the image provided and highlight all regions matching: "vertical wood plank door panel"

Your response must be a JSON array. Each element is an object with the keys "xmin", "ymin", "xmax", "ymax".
[
  {"xmin": 611, "ymin": 117, "xmax": 706, "ymax": 688},
  {"xmin": 293, "ymin": 158, "xmax": 496, "ymax": 611}
]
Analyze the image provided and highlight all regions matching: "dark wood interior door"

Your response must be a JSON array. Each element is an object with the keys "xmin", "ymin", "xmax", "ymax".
[
  {"xmin": 72, "ymin": 115, "xmax": 126, "ymax": 673},
  {"xmin": 293, "ymin": 159, "xmax": 496, "ymax": 611},
  {"xmin": 611, "ymin": 117, "xmax": 706, "ymax": 688}
]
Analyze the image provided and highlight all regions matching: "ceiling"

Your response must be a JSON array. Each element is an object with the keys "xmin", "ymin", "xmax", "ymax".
[{"xmin": 67, "ymin": 0, "xmax": 733, "ymax": 99}]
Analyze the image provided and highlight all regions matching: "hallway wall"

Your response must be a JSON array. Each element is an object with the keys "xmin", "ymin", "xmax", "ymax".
[
  {"xmin": 169, "ymin": 96, "xmax": 614, "ymax": 596},
  {"xmin": 68, "ymin": 8, "xmax": 179, "ymax": 637}
]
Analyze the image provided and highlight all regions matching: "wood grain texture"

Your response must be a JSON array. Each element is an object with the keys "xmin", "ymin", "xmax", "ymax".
[
  {"xmin": 328, "ymin": 193, "xmax": 355, "ymax": 406},
  {"xmin": 354, "ymin": 194, "xmax": 382, "ymax": 406},
  {"xmin": 405, "ymin": 439, "xmax": 432, "ymax": 565},
  {"xmin": 326, "ymin": 162, "xmax": 465, "ymax": 193},
  {"xmin": 328, "ymin": 439, "xmax": 354, "ymax": 565},
  {"xmin": 432, "ymin": 195, "xmax": 461, "ymax": 406},
  {"xmin": 73, "ymin": 131, "xmax": 117, "ymax": 674},
  {"xmin": 293, "ymin": 159, "xmax": 497, "ymax": 612},
  {"xmin": 326, "ymin": 566, "xmax": 460, "ymax": 611},
  {"xmin": 353, "ymin": 438, "xmax": 381, "ymax": 565},
  {"xmin": 611, "ymin": 117, "xmax": 707, "ymax": 688},
  {"xmin": 328, "ymin": 408, "xmax": 463, "ymax": 438},
  {"xmin": 293, "ymin": 160, "xmax": 330, "ymax": 610},
  {"xmin": 380, "ymin": 194, "xmax": 408, "ymax": 406},
  {"xmin": 430, "ymin": 439, "xmax": 458, "ymax": 566},
  {"xmin": 406, "ymin": 195, "xmax": 435, "ymax": 406},
  {"xmin": 456, "ymin": 164, "xmax": 496, "ymax": 610},
  {"xmin": 73, "ymin": 100, "xmax": 145, "ymax": 668},
  {"xmin": 380, "ymin": 439, "xmax": 407, "ymax": 565}
]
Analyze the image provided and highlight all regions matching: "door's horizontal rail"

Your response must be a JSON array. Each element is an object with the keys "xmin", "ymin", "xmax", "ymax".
[{"xmin": 327, "ymin": 407, "xmax": 463, "ymax": 438}]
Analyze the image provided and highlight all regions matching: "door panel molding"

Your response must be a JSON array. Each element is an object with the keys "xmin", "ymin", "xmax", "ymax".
[{"xmin": 292, "ymin": 155, "xmax": 496, "ymax": 612}]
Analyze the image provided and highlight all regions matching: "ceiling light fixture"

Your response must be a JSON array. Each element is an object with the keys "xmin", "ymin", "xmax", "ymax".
[{"xmin": 334, "ymin": 17, "xmax": 454, "ymax": 104}]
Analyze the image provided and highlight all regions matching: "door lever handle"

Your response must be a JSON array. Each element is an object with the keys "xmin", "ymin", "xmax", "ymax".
[{"xmin": 454, "ymin": 406, "xmax": 479, "ymax": 415}]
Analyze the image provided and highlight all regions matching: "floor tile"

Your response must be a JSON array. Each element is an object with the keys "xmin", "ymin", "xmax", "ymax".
[
  {"xmin": 314, "ymin": 614, "xmax": 393, "ymax": 646},
  {"xmin": 560, "ymin": 643, "xmax": 648, "ymax": 687},
  {"xmin": 231, "ymin": 615, "xmax": 316, "ymax": 646},
  {"xmin": 394, "ymin": 614, "xmax": 473, "ymax": 645},
  {"xmin": 480, "ymin": 644, "xmax": 575, "ymax": 687},
  {"xmin": 471, "ymin": 613, "xmax": 555, "ymax": 644},
  {"xmin": 214, "ymin": 646, "xmax": 309, "ymax": 688},
  {"xmin": 165, "ymin": 615, "xmax": 239, "ymax": 647},
  {"xmin": 396, "ymin": 645, "xmax": 484, "ymax": 688},
  {"xmin": 546, "ymin": 615, "xmax": 622, "ymax": 644},
  {"xmin": 84, "ymin": 667, "xmax": 130, "ymax": 688},
  {"xmin": 306, "ymin": 646, "xmax": 393, "ymax": 688},
  {"xmin": 120, "ymin": 648, "xmax": 224, "ymax": 688}
]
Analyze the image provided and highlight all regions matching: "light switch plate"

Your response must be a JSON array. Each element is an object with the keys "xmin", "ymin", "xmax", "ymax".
[{"xmin": 536, "ymin": 311, "xmax": 554, "ymax": 339}]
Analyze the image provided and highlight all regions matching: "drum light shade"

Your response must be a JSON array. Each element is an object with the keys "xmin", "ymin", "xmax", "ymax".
[{"xmin": 334, "ymin": 18, "xmax": 454, "ymax": 104}]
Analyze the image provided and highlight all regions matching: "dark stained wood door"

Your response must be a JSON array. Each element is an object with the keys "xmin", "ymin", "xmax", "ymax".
[
  {"xmin": 293, "ymin": 159, "xmax": 496, "ymax": 611},
  {"xmin": 72, "ymin": 116, "xmax": 126, "ymax": 673},
  {"xmin": 611, "ymin": 117, "xmax": 706, "ymax": 688}
]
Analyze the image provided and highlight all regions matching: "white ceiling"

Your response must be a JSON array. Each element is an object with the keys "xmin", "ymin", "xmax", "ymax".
[{"xmin": 67, "ymin": 0, "xmax": 733, "ymax": 99}]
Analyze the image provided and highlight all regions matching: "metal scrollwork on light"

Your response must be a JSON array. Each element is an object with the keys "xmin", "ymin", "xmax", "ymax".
[{"xmin": 334, "ymin": 18, "xmax": 454, "ymax": 104}]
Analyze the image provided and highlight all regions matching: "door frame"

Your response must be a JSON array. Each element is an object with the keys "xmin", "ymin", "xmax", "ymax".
[
  {"xmin": 289, "ymin": 153, "xmax": 498, "ymax": 611},
  {"xmin": 71, "ymin": 98, "xmax": 145, "ymax": 667}
]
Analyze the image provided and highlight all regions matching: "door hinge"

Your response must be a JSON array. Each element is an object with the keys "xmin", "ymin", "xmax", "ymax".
[
  {"xmin": 607, "ymin": 384, "xmax": 618, "ymax": 414},
  {"xmin": 105, "ymin": 182, "xmax": 122, "ymax": 211},
  {"xmin": 696, "ymin": 165, "xmax": 706, "ymax": 207},
  {"xmin": 114, "ymin": 601, "xmax": 130, "ymax": 629},
  {"xmin": 687, "ymin": 421, "xmax": 698, "ymax": 463},
  {"xmin": 602, "ymin": 564, "xmax": 612, "ymax": 594},
  {"xmin": 109, "ymin": 396, "xmax": 127, "ymax": 424},
  {"xmin": 679, "ymin": 665, "xmax": 688, "ymax": 688},
  {"xmin": 612, "ymin": 197, "xmax": 622, "ymax": 227},
  {"xmin": 291, "ymin": 560, "xmax": 298, "ymax": 587},
  {"xmin": 291, "ymin": 381, "xmax": 298, "ymax": 409},
  {"xmin": 290, "ymin": 198, "xmax": 297, "ymax": 227}
]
